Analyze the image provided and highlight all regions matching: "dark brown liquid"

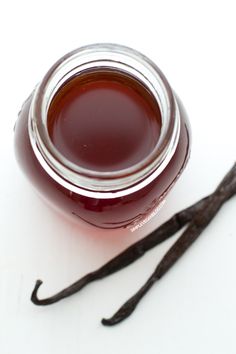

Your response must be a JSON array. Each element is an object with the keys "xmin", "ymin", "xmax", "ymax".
[
  {"xmin": 47, "ymin": 71, "xmax": 162, "ymax": 172},
  {"xmin": 15, "ymin": 73, "xmax": 190, "ymax": 228}
]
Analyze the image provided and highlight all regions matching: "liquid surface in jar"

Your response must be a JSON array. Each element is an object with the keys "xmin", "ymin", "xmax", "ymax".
[{"xmin": 47, "ymin": 70, "xmax": 162, "ymax": 172}]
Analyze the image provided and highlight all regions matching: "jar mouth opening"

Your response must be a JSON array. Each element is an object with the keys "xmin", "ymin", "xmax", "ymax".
[{"xmin": 29, "ymin": 43, "xmax": 180, "ymax": 196}]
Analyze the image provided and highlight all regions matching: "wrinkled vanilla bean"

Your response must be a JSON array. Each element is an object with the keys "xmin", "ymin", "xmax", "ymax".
[
  {"xmin": 31, "ymin": 197, "xmax": 210, "ymax": 305},
  {"xmin": 102, "ymin": 163, "xmax": 236, "ymax": 326},
  {"xmin": 31, "ymin": 163, "xmax": 236, "ymax": 327}
]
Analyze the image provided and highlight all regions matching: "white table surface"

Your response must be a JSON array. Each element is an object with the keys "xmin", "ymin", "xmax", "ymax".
[{"xmin": 1, "ymin": 1, "xmax": 236, "ymax": 353}]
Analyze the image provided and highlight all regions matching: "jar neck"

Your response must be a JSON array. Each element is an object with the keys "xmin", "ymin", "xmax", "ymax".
[{"xmin": 28, "ymin": 43, "xmax": 180, "ymax": 198}]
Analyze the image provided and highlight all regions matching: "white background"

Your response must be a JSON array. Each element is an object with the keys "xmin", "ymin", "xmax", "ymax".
[{"xmin": 1, "ymin": 1, "xmax": 236, "ymax": 353}]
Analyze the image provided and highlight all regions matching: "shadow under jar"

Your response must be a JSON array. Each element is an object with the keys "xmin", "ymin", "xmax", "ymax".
[{"xmin": 14, "ymin": 44, "xmax": 191, "ymax": 229}]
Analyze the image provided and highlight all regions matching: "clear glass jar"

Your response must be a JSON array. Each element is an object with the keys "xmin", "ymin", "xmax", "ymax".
[{"xmin": 14, "ymin": 44, "xmax": 191, "ymax": 229}]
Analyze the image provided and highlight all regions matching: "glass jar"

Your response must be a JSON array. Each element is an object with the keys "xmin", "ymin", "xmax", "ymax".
[{"xmin": 14, "ymin": 44, "xmax": 191, "ymax": 229}]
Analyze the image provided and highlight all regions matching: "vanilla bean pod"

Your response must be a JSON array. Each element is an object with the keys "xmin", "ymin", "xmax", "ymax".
[
  {"xmin": 31, "ymin": 197, "xmax": 210, "ymax": 305},
  {"xmin": 102, "ymin": 163, "xmax": 236, "ymax": 326}
]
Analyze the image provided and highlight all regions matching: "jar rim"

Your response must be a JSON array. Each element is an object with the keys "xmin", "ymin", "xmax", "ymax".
[{"xmin": 28, "ymin": 43, "xmax": 180, "ymax": 198}]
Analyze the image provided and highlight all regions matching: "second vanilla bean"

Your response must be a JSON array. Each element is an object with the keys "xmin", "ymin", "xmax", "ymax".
[{"xmin": 102, "ymin": 163, "xmax": 236, "ymax": 326}]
